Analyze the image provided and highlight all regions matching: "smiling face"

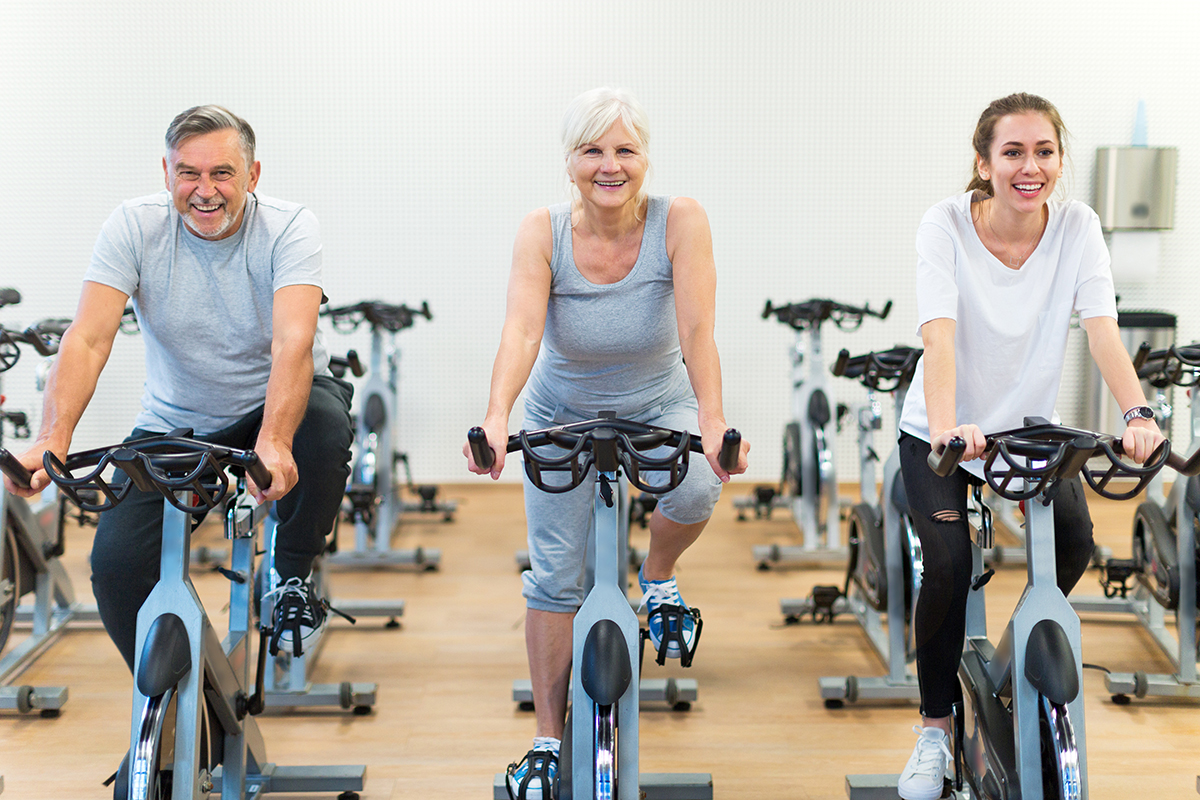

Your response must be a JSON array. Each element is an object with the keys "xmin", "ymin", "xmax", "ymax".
[
  {"xmin": 163, "ymin": 128, "xmax": 261, "ymax": 240},
  {"xmin": 566, "ymin": 120, "xmax": 647, "ymax": 211},
  {"xmin": 977, "ymin": 112, "xmax": 1062, "ymax": 215}
]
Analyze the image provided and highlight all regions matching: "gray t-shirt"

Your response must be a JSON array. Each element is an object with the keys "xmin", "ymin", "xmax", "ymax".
[
  {"xmin": 525, "ymin": 194, "xmax": 692, "ymax": 420},
  {"xmin": 85, "ymin": 191, "xmax": 330, "ymax": 434}
]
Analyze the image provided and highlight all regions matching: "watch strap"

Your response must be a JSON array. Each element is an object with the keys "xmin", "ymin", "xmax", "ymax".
[{"xmin": 1123, "ymin": 405, "xmax": 1155, "ymax": 423}]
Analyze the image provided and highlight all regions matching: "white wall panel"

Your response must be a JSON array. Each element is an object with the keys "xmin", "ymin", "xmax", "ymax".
[{"xmin": 1, "ymin": 0, "xmax": 1198, "ymax": 483}]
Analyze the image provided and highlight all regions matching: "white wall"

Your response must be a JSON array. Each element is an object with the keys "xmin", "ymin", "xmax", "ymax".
[{"xmin": 2, "ymin": 1, "xmax": 1198, "ymax": 483}]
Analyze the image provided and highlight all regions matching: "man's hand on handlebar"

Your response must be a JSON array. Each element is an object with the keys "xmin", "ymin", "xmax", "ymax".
[
  {"xmin": 250, "ymin": 435, "xmax": 299, "ymax": 503},
  {"xmin": 932, "ymin": 424, "xmax": 987, "ymax": 464},
  {"xmin": 464, "ymin": 417, "xmax": 509, "ymax": 480},
  {"xmin": 1123, "ymin": 416, "xmax": 1166, "ymax": 465},
  {"xmin": 3, "ymin": 439, "xmax": 66, "ymax": 497}
]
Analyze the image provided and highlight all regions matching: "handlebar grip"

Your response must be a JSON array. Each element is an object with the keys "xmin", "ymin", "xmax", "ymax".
[
  {"xmin": 346, "ymin": 349, "xmax": 366, "ymax": 378},
  {"xmin": 928, "ymin": 436, "xmax": 966, "ymax": 477},
  {"xmin": 1132, "ymin": 341, "xmax": 1152, "ymax": 373},
  {"xmin": 468, "ymin": 427, "xmax": 494, "ymax": 470},
  {"xmin": 718, "ymin": 429, "xmax": 741, "ymax": 472},
  {"xmin": 831, "ymin": 348, "xmax": 851, "ymax": 377},
  {"xmin": 878, "ymin": 300, "xmax": 893, "ymax": 320},
  {"xmin": 244, "ymin": 453, "xmax": 272, "ymax": 491},
  {"xmin": 0, "ymin": 449, "xmax": 32, "ymax": 490}
]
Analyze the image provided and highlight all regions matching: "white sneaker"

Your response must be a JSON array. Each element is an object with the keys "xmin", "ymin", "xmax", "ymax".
[
  {"xmin": 264, "ymin": 573, "xmax": 328, "ymax": 657},
  {"xmin": 897, "ymin": 725, "xmax": 951, "ymax": 800}
]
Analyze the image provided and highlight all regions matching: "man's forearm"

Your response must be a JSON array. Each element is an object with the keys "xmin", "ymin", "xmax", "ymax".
[{"xmin": 257, "ymin": 340, "xmax": 314, "ymax": 448}]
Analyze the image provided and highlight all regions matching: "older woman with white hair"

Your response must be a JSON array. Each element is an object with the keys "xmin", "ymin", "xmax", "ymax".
[{"xmin": 465, "ymin": 86, "xmax": 748, "ymax": 799}]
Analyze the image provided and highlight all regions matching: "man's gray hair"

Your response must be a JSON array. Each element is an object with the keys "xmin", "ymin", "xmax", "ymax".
[{"xmin": 165, "ymin": 105, "xmax": 256, "ymax": 166}]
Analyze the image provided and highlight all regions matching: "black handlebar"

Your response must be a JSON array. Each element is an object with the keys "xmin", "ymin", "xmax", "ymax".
[
  {"xmin": 1133, "ymin": 341, "xmax": 1200, "ymax": 388},
  {"xmin": 0, "ymin": 317, "xmax": 73, "ymax": 372},
  {"xmin": 925, "ymin": 420, "xmax": 1200, "ymax": 502},
  {"xmin": 0, "ymin": 449, "xmax": 32, "ymax": 490},
  {"xmin": 718, "ymin": 429, "xmax": 742, "ymax": 471},
  {"xmin": 468, "ymin": 426, "xmax": 493, "ymax": 470},
  {"xmin": 322, "ymin": 300, "xmax": 432, "ymax": 334},
  {"xmin": 44, "ymin": 434, "xmax": 272, "ymax": 515},
  {"xmin": 762, "ymin": 298, "xmax": 892, "ymax": 332},
  {"xmin": 328, "ymin": 349, "xmax": 366, "ymax": 379},
  {"xmin": 831, "ymin": 345, "xmax": 922, "ymax": 392},
  {"xmin": 469, "ymin": 417, "xmax": 741, "ymax": 494},
  {"xmin": 927, "ymin": 437, "xmax": 966, "ymax": 478}
]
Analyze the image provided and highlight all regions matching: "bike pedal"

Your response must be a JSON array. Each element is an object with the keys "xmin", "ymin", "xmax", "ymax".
[
  {"xmin": 971, "ymin": 569, "xmax": 995, "ymax": 591},
  {"xmin": 1100, "ymin": 557, "xmax": 1140, "ymax": 598},
  {"xmin": 809, "ymin": 585, "xmax": 842, "ymax": 623}
]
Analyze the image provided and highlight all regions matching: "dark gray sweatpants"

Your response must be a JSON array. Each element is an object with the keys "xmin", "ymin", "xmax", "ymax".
[{"xmin": 89, "ymin": 374, "xmax": 353, "ymax": 671}]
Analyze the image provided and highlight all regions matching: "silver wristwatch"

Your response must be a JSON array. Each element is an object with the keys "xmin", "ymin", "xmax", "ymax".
[{"xmin": 1123, "ymin": 405, "xmax": 1155, "ymax": 424}]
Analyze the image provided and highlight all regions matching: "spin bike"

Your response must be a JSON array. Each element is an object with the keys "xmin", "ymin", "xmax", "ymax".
[
  {"xmin": 1071, "ymin": 341, "xmax": 1200, "ymax": 701},
  {"xmin": 0, "ymin": 291, "xmax": 97, "ymax": 716},
  {"xmin": 847, "ymin": 420, "xmax": 1200, "ymax": 800},
  {"xmin": 779, "ymin": 345, "xmax": 931, "ymax": 705},
  {"xmin": 471, "ymin": 414, "xmax": 739, "ymax": 800},
  {"xmin": 321, "ymin": 299, "xmax": 447, "ymax": 572},
  {"xmin": 742, "ymin": 298, "xmax": 891, "ymax": 568},
  {"xmin": 8, "ymin": 433, "xmax": 367, "ymax": 800}
]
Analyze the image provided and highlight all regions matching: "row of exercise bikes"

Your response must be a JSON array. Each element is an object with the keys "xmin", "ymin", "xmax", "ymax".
[
  {"xmin": 0, "ymin": 289, "xmax": 455, "ymax": 798},
  {"xmin": 741, "ymin": 296, "xmax": 1200, "ymax": 799}
]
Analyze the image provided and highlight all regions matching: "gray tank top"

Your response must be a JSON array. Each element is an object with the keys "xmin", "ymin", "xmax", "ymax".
[{"xmin": 525, "ymin": 194, "xmax": 692, "ymax": 419}]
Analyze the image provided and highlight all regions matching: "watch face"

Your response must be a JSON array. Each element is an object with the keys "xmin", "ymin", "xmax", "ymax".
[{"xmin": 1128, "ymin": 407, "xmax": 1154, "ymax": 421}]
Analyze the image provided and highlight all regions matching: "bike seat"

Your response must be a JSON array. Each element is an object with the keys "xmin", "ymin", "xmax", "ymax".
[
  {"xmin": 1023, "ymin": 619, "xmax": 1079, "ymax": 705},
  {"xmin": 363, "ymin": 394, "xmax": 387, "ymax": 434},
  {"xmin": 808, "ymin": 392, "xmax": 831, "ymax": 427},
  {"xmin": 136, "ymin": 613, "xmax": 192, "ymax": 698},
  {"xmin": 581, "ymin": 619, "xmax": 632, "ymax": 706}
]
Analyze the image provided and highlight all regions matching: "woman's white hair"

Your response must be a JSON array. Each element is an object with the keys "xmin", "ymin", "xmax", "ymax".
[{"xmin": 561, "ymin": 87, "xmax": 652, "ymax": 209}]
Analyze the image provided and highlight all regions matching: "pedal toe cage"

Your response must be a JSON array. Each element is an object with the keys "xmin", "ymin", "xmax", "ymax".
[
  {"xmin": 505, "ymin": 748, "xmax": 557, "ymax": 800},
  {"xmin": 640, "ymin": 604, "xmax": 703, "ymax": 668}
]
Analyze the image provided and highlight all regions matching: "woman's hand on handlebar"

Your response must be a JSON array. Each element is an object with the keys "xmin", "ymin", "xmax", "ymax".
[
  {"xmin": 1123, "ymin": 416, "xmax": 1166, "ymax": 465},
  {"xmin": 250, "ymin": 435, "xmax": 299, "ymax": 504},
  {"xmin": 702, "ymin": 419, "xmax": 748, "ymax": 482},
  {"xmin": 464, "ymin": 418, "xmax": 508, "ymax": 480},
  {"xmin": 932, "ymin": 424, "xmax": 986, "ymax": 464}
]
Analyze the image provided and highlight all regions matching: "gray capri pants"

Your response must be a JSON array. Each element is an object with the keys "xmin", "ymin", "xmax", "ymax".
[{"xmin": 520, "ymin": 395, "xmax": 723, "ymax": 613}]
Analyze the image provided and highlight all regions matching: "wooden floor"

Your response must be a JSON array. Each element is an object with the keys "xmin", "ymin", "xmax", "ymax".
[{"xmin": 2, "ymin": 481, "xmax": 1199, "ymax": 799}]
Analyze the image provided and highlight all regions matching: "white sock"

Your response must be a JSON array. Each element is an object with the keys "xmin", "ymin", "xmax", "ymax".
[{"xmin": 532, "ymin": 736, "xmax": 560, "ymax": 754}]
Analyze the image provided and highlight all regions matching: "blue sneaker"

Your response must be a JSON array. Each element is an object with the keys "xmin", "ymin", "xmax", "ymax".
[
  {"xmin": 505, "ymin": 739, "xmax": 558, "ymax": 800},
  {"xmin": 637, "ymin": 566, "xmax": 700, "ymax": 663}
]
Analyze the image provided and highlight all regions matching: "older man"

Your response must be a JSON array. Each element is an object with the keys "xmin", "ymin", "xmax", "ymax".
[{"xmin": 5, "ymin": 105, "xmax": 353, "ymax": 665}]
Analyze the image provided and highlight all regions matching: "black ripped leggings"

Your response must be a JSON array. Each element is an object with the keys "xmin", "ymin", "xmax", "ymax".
[{"xmin": 897, "ymin": 433, "xmax": 1095, "ymax": 718}]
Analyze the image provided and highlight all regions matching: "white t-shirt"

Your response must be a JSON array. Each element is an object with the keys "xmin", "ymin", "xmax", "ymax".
[{"xmin": 898, "ymin": 192, "xmax": 1117, "ymax": 475}]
